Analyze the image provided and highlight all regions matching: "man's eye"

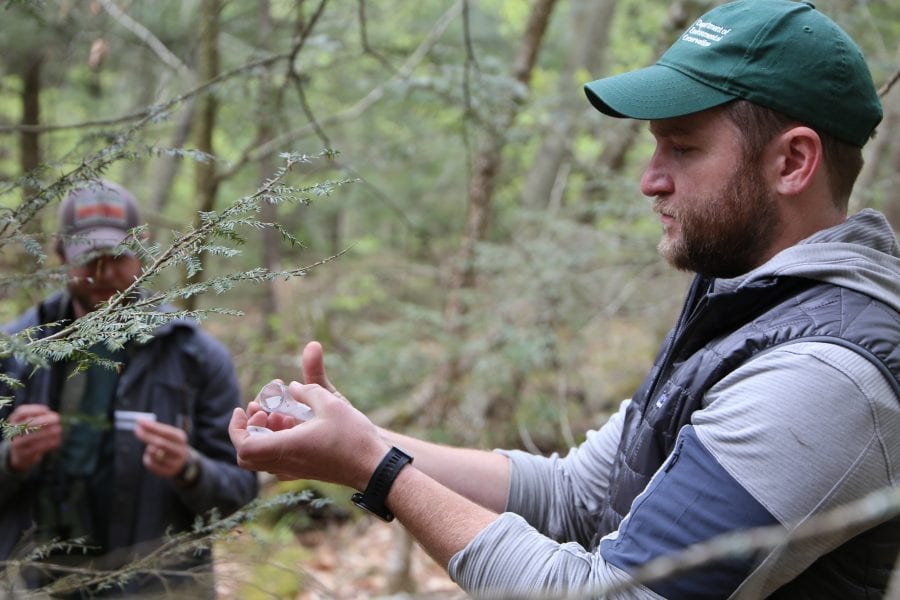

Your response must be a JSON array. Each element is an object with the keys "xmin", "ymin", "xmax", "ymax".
[{"xmin": 672, "ymin": 145, "xmax": 692, "ymax": 155}]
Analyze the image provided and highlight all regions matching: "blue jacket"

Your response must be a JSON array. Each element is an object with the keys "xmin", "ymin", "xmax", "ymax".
[{"xmin": 0, "ymin": 291, "xmax": 258, "ymax": 595}]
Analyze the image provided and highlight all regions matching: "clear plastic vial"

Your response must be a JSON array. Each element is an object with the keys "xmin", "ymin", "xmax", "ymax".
[{"xmin": 258, "ymin": 381, "xmax": 315, "ymax": 421}]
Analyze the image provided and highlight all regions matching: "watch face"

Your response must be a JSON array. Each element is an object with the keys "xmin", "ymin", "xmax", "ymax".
[{"xmin": 351, "ymin": 492, "xmax": 394, "ymax": 522}]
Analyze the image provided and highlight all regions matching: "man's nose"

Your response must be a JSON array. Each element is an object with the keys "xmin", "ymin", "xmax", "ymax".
[
  {"xmin": 639, "ymin": 153, "xmax": 674, "ymax": 198},
  {"xmin": 94, "ymin": 257, "xmax": 116, "ymax": 280}
]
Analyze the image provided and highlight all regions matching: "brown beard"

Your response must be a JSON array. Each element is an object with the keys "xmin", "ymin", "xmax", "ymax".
[{"xmin": 655, "ymin": 159, "xmax": 781, "ymax": 278}]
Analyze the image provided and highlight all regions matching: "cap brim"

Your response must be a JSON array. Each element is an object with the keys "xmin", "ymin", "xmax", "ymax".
[
  {"xmin": 584, "ymin": 63, "xmax": 736, "ymax": 120},
  {"xmin": 63, "ymin": 227, "xmax": 131, "ymax": 262}
]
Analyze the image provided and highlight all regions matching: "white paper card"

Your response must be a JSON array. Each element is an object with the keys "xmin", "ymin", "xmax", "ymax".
[{"xmin": 114, "ymin": 410, "xmax": 156, "ymax": 431}]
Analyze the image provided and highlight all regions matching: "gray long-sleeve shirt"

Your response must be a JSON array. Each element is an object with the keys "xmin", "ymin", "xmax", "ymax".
[{"xmin": 449, "ymin": 209, "xmax": 900, "ymax": 599}]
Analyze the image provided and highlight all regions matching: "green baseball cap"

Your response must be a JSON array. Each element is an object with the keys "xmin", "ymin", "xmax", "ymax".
[{"xmin": 584, "ymin": 0, "xmax": 882, "ymax": 147}]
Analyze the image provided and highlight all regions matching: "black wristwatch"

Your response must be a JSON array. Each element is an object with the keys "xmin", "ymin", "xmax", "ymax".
[
  {"xmin": 175, "ymin": 449, "xmax": 201, "ymax": 487},
  {"xmin": 351, "ymin": 446, "xmax": 413, "ymax": 522}
]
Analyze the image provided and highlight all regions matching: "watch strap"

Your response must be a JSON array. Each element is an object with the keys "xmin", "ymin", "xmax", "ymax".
[
  {"xmin": 175, "ymin": 448, "xmax": 201, "ymax": 487},
  {"xmin": 351, "ymin": 446, "xmax": 413, "ymax": 522}
]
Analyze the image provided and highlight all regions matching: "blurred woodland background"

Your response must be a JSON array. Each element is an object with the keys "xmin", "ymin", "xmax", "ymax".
[{"xmin": 1, "ymin": 0, "xmax": 898, "ymax": 597}]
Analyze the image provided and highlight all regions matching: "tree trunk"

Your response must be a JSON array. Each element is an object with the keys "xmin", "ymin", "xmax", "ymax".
[
  {"xmin": 182, "ymin": 0, "xmax": 221, "ymax": 312},
  {"xmin": 4, "ymin": 52, "xmax": 43, "ymax": 294},
  {"xmin": 851, "ymin": 70, "xmax": 900, "ymax": 221},
  {"xmin": 424, "ymin": 0, "xmax": 560, "ymax": 427},
  {"xmin": 124, "ymin": 50, "xmax": 155, "ymax": 186},
  {"xmin": 257, "ymin": 0, "xmax": 281, "ymax": 338},
  {"xmin": 150, "ymin": 100, "xmax": 196, "ymax": 215},
  {"xmin": 521, "ymin": 0, "xmax": 617, "ymax": 209},
  {"xmin": 20, "ymin": 53, "xmax": 42, "ymax": 205},
  {"xmin": 577, "ymin": 0, "xmax": 700, "ymax": 214},
  {"xmin": 448, "ymin": 0, "xmax": 558, "ymax": 294},
  {"xmin": 886, "ymin": 136, "xmax": 900, "ymax": 230}
]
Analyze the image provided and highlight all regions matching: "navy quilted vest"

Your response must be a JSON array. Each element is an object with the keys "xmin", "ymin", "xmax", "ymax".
[{"xmin": 591, "ymin": 274, "xmax": 900, "ymax": 596}]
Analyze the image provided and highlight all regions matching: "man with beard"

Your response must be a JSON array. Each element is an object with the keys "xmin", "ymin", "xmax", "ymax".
[
  {"xmin": 229, "ymin": 1, "xmax": 899, "ymax": 598},
  {"xmin": 0, "ymin": 180, "xmax": 258, "ymax": 597}
]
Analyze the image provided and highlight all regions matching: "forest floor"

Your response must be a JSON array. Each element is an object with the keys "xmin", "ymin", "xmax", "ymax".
[{"xmin": 216, "ymin": 515, "xmax": 467, "ymax": 599}]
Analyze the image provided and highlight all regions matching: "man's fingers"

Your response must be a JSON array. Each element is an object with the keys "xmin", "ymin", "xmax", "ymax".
[
  {"xmin": 9, "ymin": 427, "xmax": 63, "ymax": 471},
  {"xmin": 9, "ymin": 405, "xmax": 58, "ymax": 426},
  {"xmin": 10, "ymin": 422, "xmax": 62, "ymax": 449},
  {"xmin": 136, "ymin": 419, "xmax": 183, "ymax": 437},
  {"xmin": 287, "ymin": 381, "xmax": 338, "ymax": 414},
  {"xmin": 229, "ymin": 407, "xmax": 250, "ymax": 447}
]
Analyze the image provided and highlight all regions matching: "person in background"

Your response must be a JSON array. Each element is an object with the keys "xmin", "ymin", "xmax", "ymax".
[
  {"xmin": 229, "ymin": 1, "xmax": 899, "ymax": 598},
  {"xmin": 0, "ymin": 179, "xmax": 258, "ymax": 598}
]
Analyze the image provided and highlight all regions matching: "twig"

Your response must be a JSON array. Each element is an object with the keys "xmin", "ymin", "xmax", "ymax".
[
  {"xmin": 97, "ymin": 0, "xmax": 195, "ymax": 81},
  {"xmin": 218, "ymin": 0, "xmax": 465, "ymax": 177}
]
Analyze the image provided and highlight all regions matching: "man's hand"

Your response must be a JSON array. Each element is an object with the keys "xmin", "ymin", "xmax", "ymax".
[
  {"xmin": 7, "ymin": 404, "xmax": 63, "ymax": 472},
  {"xmin": 231, "ymin": 341, "xmax": 504, "ymax": 570},
  {"xmin": 135, "ymin": 419, "xmax": 191, "ymax": 478},
  {"xmin": 230, "ymin": 380, "xmax": 389, "ymax": 491}
]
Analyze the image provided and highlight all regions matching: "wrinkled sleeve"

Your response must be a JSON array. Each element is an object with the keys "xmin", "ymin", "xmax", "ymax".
[
  {"xmin": 0, "ymin": 439, "xmax": 29, "ymax": 505},
  {"xmin": 450, "ymin": 512, "xmax": 665, "ymax": 600},
  {"xmin": 498, "ymin": 399, "xmax": 628, "ymax": 547},
  {"xmin": 0, "ymin": 342, "xmax": 32, "ymax": 505},
  {"xmin": 174, "ymin": 330, "xmax": 258, "ymax": 515},
  {"xmin": 449, "ymin": 424, "xmax": 777, "ymax": 599},
  {"xmin": 448, "ymin": 343, "xmax": 895, "ymax": 599}
]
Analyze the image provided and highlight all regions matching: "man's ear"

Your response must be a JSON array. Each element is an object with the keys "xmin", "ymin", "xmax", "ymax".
[{"xmin": 769, "ymin": 126, "xmax": 822, "ymax": 196}]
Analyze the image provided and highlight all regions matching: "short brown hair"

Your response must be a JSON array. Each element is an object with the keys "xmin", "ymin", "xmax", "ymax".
[{"xmin": 723, "ymin": 100, "xmax": 863, "ymax": 210}]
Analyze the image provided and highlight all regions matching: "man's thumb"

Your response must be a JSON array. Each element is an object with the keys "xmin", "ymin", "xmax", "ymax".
[{"xmin": 302, "ymin": 340, "xmax": 334, "ymax": 391}]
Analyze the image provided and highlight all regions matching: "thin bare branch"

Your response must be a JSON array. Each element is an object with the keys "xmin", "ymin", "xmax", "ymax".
[
  {"xmin": 880, "ymin": 67, "xmax": 900, "ymax": 98},
  {"xmin": 97, "ymin": 0, "xmax": 195, "ymax": 81},
  {"xmin": 0, "ymin": 53, "xmax": 286, "ymax": 135},
  {"xmin": 358, "ymin": 0, "xmax": 396, "ymax": 72},
  {"xmin": 217, "ymin": 0, "xmax": 465, "ymax": 179}
]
